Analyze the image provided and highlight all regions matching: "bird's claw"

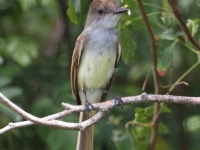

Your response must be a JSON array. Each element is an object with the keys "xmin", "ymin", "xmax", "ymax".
[
  {"xmin": 114, "ymin": 96, "xmax": 123, "ymax": 109},
  {"xmin": 85, "ymin": 101, "xmax": 94, "ymax": 112}
]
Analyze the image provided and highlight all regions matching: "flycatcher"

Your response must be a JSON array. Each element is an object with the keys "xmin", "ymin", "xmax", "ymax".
[{"xmin": 70, "ymin": 0, "xmax": 129, "ymax": 149}]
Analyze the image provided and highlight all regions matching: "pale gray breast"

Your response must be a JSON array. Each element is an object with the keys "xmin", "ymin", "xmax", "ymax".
[{"xmin": 83, "ymin": 28, "xmax": 118, "ymax": 54}]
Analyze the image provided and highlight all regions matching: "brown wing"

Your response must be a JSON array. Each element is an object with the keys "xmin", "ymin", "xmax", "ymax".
[
  {"xmin": 100, "ymin": 42, "xmax": 121, "ymax": 102},
  {"xmin": 70, "ymin": 33, "xmax": 85, "ymax": 105}
]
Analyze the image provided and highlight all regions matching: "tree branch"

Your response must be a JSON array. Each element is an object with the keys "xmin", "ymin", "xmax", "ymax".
[
  {"xmin": 136, "ymin": 0, "xmax": 160, "ymax": 149},
  {"xmin": 1, "ymin": 92, "xmax": 200, "ymax": 134},
  {"xmin": 167, "ymin": 0, "xmax": 200, "ymax": 51}
]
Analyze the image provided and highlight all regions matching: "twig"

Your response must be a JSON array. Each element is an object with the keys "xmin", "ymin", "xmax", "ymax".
[
  {"xmin": 0, "ymin": 110, "xmax": 71, "ymax": 134},
  {"xmin": 0, "ymin": 92, "xmax": 110, "ymax": 131},
  {"xmin": 167, "ymin": 61, "xmax": 200, "ymax": 94},
  {"xmin": 136, "ymin": 0, "xmax": 160, "ymax": 149},
  {"xmin": 161, "ymin": 81, "xmax": 189, "ymax": 89},
  {"xmin": 167, "ymin": 0, "xmax": 200, "ymax": 51},
  {"xmin": 1, "ymin": 92, "xmax": 200, "ymax": 134},
  {"xmin": 142, "ymin": 69, "xmax": 151, "ymax": 91}
]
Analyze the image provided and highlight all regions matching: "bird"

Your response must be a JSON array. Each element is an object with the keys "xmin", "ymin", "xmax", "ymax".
[{"xmin": 70, "ymin": 0, "xmax": 129, "ymax": 149}]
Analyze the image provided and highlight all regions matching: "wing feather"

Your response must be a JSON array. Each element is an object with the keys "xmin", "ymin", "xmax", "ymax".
[{"xmin": 70, "ymin": 34, "xmax": 85, "ymax": 105}]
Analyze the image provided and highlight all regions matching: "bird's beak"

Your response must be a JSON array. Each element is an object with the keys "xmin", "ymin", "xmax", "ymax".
[{"xmin": 114, "ymin": 7, "xmax": 129, "ymax": 14}]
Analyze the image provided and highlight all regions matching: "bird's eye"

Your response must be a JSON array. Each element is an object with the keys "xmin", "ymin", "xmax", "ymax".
[{"xmin": 97, "ymin": 8, "xmax": 104, "ymax": 15}]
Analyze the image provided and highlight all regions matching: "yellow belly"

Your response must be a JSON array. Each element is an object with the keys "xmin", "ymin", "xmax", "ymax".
[
  {"xmin": 78, "ymin": 48, "xmax": 116, "ymax": 90},
  {"xmin": 77, "ymin": 48, "xmax": 116, "ymax": 103}
]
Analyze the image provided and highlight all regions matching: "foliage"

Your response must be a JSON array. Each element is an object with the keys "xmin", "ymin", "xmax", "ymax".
[{"xmin": 0, "ymin": 0, "xmax": 200, "ymax": 150}]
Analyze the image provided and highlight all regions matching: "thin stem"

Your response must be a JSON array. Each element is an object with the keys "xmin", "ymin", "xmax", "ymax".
[
  {"xmin": 136, "ymin": 0, "xmax": 160, "ymax": 150},
  {"xmin": 142, "ymin": 69, "xmax": 151, "ymax": 91},
  {"xmin": 133, "ymin": 12, "xmax": 162, "ymax": 22},
  {"xmin": 126, "ymin": 120, "xmax": 151, "ymax": 128},
  {"xmin": 176, "ymin": 38, "xmax": 198, "ymax": 54},
  {"xmin": 167, "ymin": 61, "xmax": 200, "ymax": 94},
  {"xmin": 143, "ymin": 2, "xmax": 163, "ymax": 10}
]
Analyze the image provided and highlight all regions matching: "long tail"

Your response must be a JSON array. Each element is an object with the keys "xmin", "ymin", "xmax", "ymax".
[{"xmin": 76, "ymin": 111, "xmax": 93, "ymax": 150}]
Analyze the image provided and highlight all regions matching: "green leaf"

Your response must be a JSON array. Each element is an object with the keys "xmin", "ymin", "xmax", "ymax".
[
  {"xmin": 115, "ymin": 131, "xmax": 134, "ymax": 150},
  {"xmin": 134, "ymin": 107, "xmax": 144, "ymax": 113},
  {"xmin": 134, "ymin": 106, "xmax": 154, "ymax": 123},
  {"xmin": 144, "ymin": 105, "xmax": 154, "ymax": 117},
  {"xmin": 160, "ymin": 28, "xmax": 176, "ymax": 40},
  {"xmin": 135, "ymin": 141, "xmax": 148, "ymax": 150},
  {"xmin": 158, "ymin": 122, "xmax": 169, "ymax": 134},
  {"xmin": 161, "ymin": 1, "xmax": 177, "ymax": 25},
  {"xmin": 1, "ymin": 87, "xmax": 23, "ymax": 99},
  {"xmin": 136, "ymin": 125, "xmax": 151, "ymax": 137},
  {"xmin": 120, "ymin": 27, "xmax": 136, "ymax": 65},
  {"xmin": 186, "ymin": 19, "xmax": 200, "ymax": 36},
  {"xmin": 0, "ymin": 76, "xmax": 11, "ymax": 88},
  {"xmin": 157, "ymin": 40, "xmax": 177, "ymax": 72},
  {"xmin": 67, "ymin": 0, "xmax": 78, "ymax": 24},
  {"xmin": 0, "ymin": 36, "xmax": 39, "ymax": 67},
  {"xmin": 160, "ymin": 104, "xmax": 171, "ymax": 113}
]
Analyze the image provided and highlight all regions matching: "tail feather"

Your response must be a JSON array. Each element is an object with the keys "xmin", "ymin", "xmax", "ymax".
[{"xmin": 76, "ymin": 112, "xmax": 94, "ymax": 150}]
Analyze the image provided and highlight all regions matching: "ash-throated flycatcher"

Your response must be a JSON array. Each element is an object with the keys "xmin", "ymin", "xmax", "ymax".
[{"xmin": 70, "ymin": 0, "xmax": 129, "ymax": 149}]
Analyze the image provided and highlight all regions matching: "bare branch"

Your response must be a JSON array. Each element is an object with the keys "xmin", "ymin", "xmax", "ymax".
[
  {"xmin": 167, "ymin": 0, "xmax": 200, "ymax": 51},
  {"xmin": 1, "ymin": 92, "xmax": 200, "ymax": 134}
]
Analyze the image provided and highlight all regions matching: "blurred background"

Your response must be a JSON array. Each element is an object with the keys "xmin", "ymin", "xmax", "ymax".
[{"xmin": 0, "ymin": 0, "xmax": 200, "ymax": 149}]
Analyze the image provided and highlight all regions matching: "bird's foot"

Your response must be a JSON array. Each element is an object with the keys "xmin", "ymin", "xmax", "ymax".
[
  {"xmin": 85, "ymin": 100, "xmax": 95, "ymax": 112},
  {"xmin": 101, "ymin": 88, "xmax": 123, "ymax": 109},
  {"xmin": 114, "ymin": 96, "xmax": 123, "ymax": 109}
]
